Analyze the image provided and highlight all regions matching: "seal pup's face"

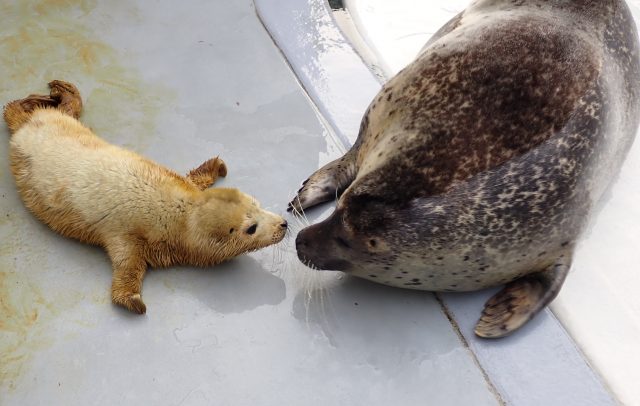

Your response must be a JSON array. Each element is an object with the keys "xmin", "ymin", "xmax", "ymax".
[{"xmin": 188, "ymin": 188, "xmax": 287, "ymax": 263}]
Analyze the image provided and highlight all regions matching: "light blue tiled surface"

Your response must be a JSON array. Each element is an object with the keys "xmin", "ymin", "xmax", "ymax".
[{"xmin": 1, "ymin": 1, "xmax": 498, "ymax": 405}]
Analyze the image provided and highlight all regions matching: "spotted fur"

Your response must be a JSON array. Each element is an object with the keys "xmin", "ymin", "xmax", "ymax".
[{"xmin": 290, "ymin": 0, "xmax": 640, "ymax": 336}]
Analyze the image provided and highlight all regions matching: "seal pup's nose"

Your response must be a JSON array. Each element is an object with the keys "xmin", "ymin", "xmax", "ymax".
[{"xmin": 280, "ymin": 220, "xmax": 288, "ymax": 229}]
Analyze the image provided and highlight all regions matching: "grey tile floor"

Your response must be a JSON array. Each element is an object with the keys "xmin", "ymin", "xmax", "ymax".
[
  {"xmin": 1, "ymin": 1, "xmax": 496, "ymax": 405},
  {"xmin": 0, "ymin": 0, "xmax": 622, "ymax": 405}
]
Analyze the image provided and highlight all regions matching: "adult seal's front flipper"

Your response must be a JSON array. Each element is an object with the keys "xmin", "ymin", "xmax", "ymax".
[{"xmin": 288, "ymin": 148, "xmax": 358, "ymax": 213}]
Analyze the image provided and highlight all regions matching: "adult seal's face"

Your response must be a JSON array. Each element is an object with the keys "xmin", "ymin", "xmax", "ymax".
[
  {"xmin": 296, "ymin": 211, "xmax": 354, "ymax": 271},
  {"xmin": 295, "ymin": 200, "xmax": 395, "ymax": 272}
]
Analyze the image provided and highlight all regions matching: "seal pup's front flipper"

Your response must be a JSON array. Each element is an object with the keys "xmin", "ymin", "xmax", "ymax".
[
  {"xmin": 186, "ymin": 157, "xmax": 228, "ymax": 190},
  {"xmin": 107, "ymin": 238, "xmax": 148, "ymax": 315},
  {"xmin": 288, "ymin": 148, "xmax": 358, "ymax": 212},
  {"xmin": 474, "ymin": 252, "xmax": 572, "ymax": 338}
]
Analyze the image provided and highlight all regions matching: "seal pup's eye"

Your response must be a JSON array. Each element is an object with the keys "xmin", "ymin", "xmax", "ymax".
[{"xmin": 246, "ymin": 224, "xmax": 257, "ymax": 235}]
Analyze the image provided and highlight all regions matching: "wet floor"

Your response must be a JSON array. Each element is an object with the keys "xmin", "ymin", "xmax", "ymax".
[{"xmin": 1, "ymin": 1, "xmax": 498, "ymax": 405}]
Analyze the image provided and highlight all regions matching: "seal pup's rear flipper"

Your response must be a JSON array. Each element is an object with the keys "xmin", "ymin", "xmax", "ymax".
[
  {"xmin": 48, "ymin": 80, "xmax": 83, "ymax": 119},
  {"xmin": 3, "ymin": 80, "xmax": 83, "ymax": 134},
  {"xmin": 288, "ymin": 148, "xmax": 358, "ymax": 212},
  {"xmin": 474, "ymin": 253, "xmax": 572, "ymax": 338},
  {"xmin": 4, "ymin": 94, "xmax": 57, "ymax": 134}
]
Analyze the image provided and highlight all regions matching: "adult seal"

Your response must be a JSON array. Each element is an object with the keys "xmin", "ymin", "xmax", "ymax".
[{"xmin": 289, "ymin": 0, "xmax": 640, "ymax": 337}]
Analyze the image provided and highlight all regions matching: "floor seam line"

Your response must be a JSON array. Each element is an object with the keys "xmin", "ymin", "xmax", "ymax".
[{"xmin": 435, "ymin": 293, "xmax": 506, "ymax": 406}]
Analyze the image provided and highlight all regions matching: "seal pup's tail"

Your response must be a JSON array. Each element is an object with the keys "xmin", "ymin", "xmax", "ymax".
[{"xmin": 3, "ymin": 80, "xmax": 83, "ymax": 135}]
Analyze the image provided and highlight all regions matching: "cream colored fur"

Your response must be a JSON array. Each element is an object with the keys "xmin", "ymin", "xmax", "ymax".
[{"xmin": 4, "ymin": 81, "xmax": 287, "ymax": 314}]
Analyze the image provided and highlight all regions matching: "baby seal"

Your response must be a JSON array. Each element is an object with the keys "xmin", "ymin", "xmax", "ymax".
[
  {"xmin": 4, "ymin": 80, "xmax": 287, "ymax": 314},
  {"xmin": 289, "ymin": 0, "xmax": 640, "ymax": 337}
]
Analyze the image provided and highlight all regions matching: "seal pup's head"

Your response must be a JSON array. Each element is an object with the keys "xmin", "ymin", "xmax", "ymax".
[{"xmin": 186, "ymin": 188, "xmax": 288, "ymax": 264}]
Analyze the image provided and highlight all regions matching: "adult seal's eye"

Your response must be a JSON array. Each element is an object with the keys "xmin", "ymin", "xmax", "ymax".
[{"xmin": 246, "ymin": 224, "xmax": 257, "ymax": 235}]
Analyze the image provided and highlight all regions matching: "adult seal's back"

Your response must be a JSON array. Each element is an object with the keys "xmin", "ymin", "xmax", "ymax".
[{"xmin": 288, "ymin": 0, "xmax": 640, "ymax": 337}]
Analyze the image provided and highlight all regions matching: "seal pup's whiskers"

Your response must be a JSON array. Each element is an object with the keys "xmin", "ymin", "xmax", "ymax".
[{"xmin": 291, "ymin": 195, "xmax": 311, "ymax": 227}]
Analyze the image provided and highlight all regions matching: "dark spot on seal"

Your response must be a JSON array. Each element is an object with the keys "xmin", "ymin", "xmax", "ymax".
[
  {"xmin": 405, "ymin": 282, "xmax": 422, "ymax": 286},
  {"xmin": 336, "ymin": 237, "xmax": 351, "ymax": 249}
]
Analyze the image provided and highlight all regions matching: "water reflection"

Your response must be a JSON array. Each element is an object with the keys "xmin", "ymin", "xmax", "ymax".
[
  {"xmin": 287, "ymin": 275, "xmax": 497, "ymax": 405},
  {"xmin": 159, "ymin": 255, "xmax": 286, "ymax": 314}
]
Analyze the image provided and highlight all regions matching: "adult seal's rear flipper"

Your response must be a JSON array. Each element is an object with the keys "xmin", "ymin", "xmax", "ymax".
[{"xmin": 475, "ymin": 253, "xmax": 572, "ymax": 339}]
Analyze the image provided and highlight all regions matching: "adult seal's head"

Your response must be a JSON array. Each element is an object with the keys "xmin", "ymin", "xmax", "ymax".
[{"xmin": 289, "ymin": 0, "xmax": 640, "ymax": 338}]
